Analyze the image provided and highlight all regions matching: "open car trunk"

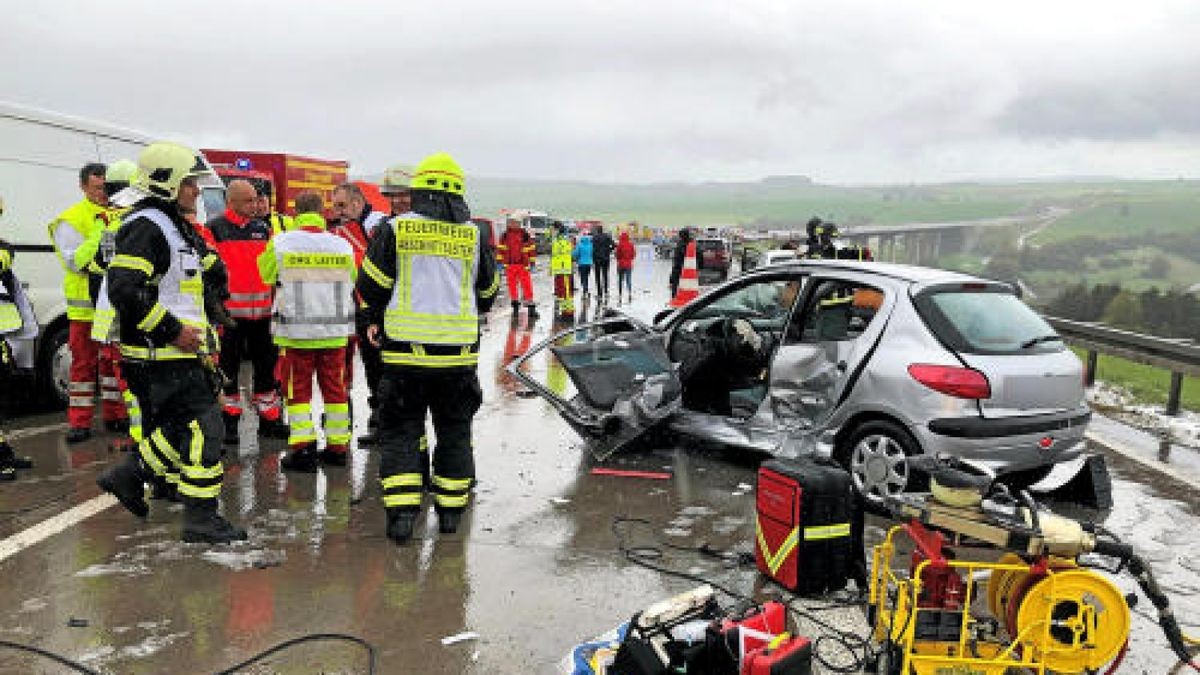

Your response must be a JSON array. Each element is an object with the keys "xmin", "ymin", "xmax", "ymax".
[{"xmin": 507, "ymin": 317, "xmax": 683, "ymax": 459}]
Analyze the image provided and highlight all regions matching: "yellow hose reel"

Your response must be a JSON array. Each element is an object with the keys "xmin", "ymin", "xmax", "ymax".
[{"xmin": 987, "ymin": 553, "xmax": 1130, "ymax": 673}]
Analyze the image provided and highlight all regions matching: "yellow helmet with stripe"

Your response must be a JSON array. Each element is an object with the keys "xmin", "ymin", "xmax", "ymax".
[{"xmin": 410, "ymin": 153, "xmax": 465, "ymax": 196}]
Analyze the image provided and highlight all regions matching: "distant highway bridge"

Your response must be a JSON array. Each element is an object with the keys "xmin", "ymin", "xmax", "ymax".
[{"xmin": 752, "ymin": 209, "xmax": 1068, "ymax": 265}]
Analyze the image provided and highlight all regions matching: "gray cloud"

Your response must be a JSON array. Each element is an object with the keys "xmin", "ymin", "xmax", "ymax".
[{"xmin": 4, "ymin": 0, "xmax": 1200, "ymax": 183}]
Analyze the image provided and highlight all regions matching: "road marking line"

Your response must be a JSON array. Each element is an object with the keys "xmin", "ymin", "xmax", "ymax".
[
  {"xmin": 7, "ymin": 422, "xmax": 69, "ymax": 440},
  {"xmin": 0, "ymin": 494, "xmax": 118, "ymax": 562}
]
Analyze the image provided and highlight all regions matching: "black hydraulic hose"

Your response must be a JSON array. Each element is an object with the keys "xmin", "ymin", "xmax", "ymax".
[
  {"xmin": 1092, "ymin": 540, "xmax": 1200, "ymax": 671},
  {"xmin": 0, "ymin": 640, "xmax": 103, "ymax": 675}
]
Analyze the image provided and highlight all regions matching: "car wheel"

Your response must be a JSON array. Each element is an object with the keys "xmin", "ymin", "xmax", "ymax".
[
  {"xmin": 839, "ymin": 419, "xmax": 920, "ymax": 504},
  {"xmin": 38, "ymin": 324, "xmax": 71, "ymax": 408}
]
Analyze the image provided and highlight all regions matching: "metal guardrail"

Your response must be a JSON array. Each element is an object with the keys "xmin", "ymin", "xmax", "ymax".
[{"xmin": 1044, "ymin": 315, "xmax": 1199, "ymax": 416}]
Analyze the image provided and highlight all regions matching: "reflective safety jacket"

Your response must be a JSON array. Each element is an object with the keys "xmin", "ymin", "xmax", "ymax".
[
  {"xmin": 48, "ymin": 198, "xmax": 110, "ymax": 321},
  {"xmin": 551, "ymin": 235, "xmax": 573, "ymax": 275},
  {"xmin": 496, "ymin": 226, "xmax": 536, "ymax": 267},
  {"xmin": 208, "ymin": 209, "xmax": 273, "ymax": 320},
  {"xmin": 258, "ymin": 213, "xmax": 357, "ymax": 348},
  {"xmin": 0, "ymin": 241, "xmax": 37, "ymax": 338},
  {"xmin": 356, "ymin": 212, "xmax": 499, "ymax": 368},
  {"xmin": 107, "ymin": 199, "xmax": 210, "ymax": 361},
  {"xmin": 266, "ymin": 212, "xmax": 294, "ymax": 236},
  {"xmin": 330, "ymin": 207, "xmax": 388, "ymax": 268}
]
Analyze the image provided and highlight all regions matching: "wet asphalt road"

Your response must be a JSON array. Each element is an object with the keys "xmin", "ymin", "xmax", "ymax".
[{"xmin": 1, "ymin": 251, "xmax": 1198, "ymax": 674}]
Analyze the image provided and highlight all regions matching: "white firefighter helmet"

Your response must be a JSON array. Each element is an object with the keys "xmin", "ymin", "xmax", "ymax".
[
  {"xmin": 379, "ymin": 164, "xmax": 413, "ymax": 195},
  {"xmin": 132, "ymin": 141, "xmax": 198, "ymax": 201}
]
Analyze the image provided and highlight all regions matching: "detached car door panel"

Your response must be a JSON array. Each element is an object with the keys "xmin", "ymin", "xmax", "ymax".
[{"xmin": 507, "ymin": 316, "xmax": 682, "ymax": 459}]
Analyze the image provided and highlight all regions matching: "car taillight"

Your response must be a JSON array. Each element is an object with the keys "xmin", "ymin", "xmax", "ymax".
[{"xmin": 907, "ymin": 364, "xmax": 992, "ymax": 399}]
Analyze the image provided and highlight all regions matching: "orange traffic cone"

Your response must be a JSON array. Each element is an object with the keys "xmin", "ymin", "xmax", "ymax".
[{"xmin": 669, "ymin": 241, "xmax": 700, "ymax": 307}]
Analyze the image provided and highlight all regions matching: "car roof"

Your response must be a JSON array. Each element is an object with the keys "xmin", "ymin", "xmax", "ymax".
[{"xmin": 762, "ymin": 259, "xmax": 984, "ymax": 285}]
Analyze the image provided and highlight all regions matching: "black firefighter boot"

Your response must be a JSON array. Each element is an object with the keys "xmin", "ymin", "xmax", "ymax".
[
  {"xmin": 96, "ymin": 453, "xmax": 150, "ymax": 518},
  {"xmin": 437, "ymin": 509, "xmax": 463, "ymax": 534},
  {"xmin": 181, "ymin": 496, "xmax": 248, "ymax": 544},
  {"xmin": 385, "ymin": 508, "xmax": 418, "ymax": 545}
]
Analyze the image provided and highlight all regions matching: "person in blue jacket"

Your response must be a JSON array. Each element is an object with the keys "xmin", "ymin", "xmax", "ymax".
[{"xmin": 572, "ymin": 229, "xmax": 594, "ymax": 297}]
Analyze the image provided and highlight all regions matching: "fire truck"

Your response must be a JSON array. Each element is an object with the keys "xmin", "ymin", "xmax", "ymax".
[{"xmin": 201, "ymin": 149, "xmax": 348, "ymax": 216}]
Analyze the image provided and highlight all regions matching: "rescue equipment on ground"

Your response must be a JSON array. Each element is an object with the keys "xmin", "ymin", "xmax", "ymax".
[
  {"xmin": 595, "ymin": 585, "xmax": 812, "ymax": 675},
  {"xmin": 755, "ymin": 457, "xmax": 866, "ymax": 596},
  {"xmin": 867, "ymin": 454, "xmax": 1200, "ymax": 674},
  {"xmin": 669, "ymin": 240, "xmax": 700, "ymax": 307}
]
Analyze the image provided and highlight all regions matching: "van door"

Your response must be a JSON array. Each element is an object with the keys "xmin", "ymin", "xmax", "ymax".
[
  {"xmin": 765, "ymin": 278, "xmax": 891, "ymax": 433},
  {"xmin": 507, "ymin": 316, "xmax": 683, "ymax": 459}
]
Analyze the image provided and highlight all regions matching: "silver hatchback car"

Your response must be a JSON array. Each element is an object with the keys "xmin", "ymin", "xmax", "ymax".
[{"xmin": 511, "ymin": 261, "xmax": 1091, "ymax": 502}]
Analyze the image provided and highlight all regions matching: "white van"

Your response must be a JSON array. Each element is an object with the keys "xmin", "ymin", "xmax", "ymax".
[{"xmin": 0, "ymin": 101, "xmax": 226, "ymax": 404}]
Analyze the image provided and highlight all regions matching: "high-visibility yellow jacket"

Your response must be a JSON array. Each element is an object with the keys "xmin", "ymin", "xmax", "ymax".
[
  {"xmin": 551, "ymin": 235, "xmax": 573, "ymax": 275},
  {"xmin": 49, "ymin": 199, "xmax": 110, "ymax": 321}
]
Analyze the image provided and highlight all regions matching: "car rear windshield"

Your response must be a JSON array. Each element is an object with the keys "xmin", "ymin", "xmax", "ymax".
[{"xmin": 915, "ymin": 290, "xmax": 1063, "ymax": 355}]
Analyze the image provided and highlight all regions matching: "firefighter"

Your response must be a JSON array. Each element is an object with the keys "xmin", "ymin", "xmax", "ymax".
[
  {"xmin": 668, "ymin": 227, "xmax": 693, "ymax": 299},
  {"xmin": 85, "ymin": 160, "xmax": 138, "ymax": 451},
  {"xmin": 357, "ymin": 152, "xmax": 499, "ymax": 544},
  {"xmin": 48, "ymin": 163, "xmax": 113, "ymax": 444},
  {"xmin": 258, "ymin": 192, "xmax": 356, "ymax": 471},
  {"xmin": 330, "ymin": 182, "xmax": 390, "ymax": 444},
  {"xmin": 258, "ymin": 183, "xmax": 294, "ymax": 235},
  {"xmin": 1, "ymin": 195, "xmax": 37, "ymax": 480},
  {"xmin": 96, "ymin": 141, "xmax": 247, "ymax": 543},
  {"xmin": 209, "ymin": 179, "xmax": 286, "ymax": 444},
  {"xmin": 550, "ymin": 221, "xmax": 575, "ymax": 318},
  {"xmin": 497, "ymin": 218, "xmax": 538, "ymax": 318},
  {"xmin": 378, "ymin": 164, "xmax": 413, "ymax": 217}
]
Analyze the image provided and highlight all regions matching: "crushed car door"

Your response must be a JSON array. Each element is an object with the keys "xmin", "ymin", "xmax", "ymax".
[
  {"xmin": 507, "ymin": 316, "xmax": 683, "ymax": 459},
  {"xmin": 765, "ymin": 277, "xmax": 892, "ymax": 439}
]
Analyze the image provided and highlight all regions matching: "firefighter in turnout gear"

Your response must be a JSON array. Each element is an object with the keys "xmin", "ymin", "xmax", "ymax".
[
  {"xmin": 258, "ymin": 192, "xmax": 357, "ymax": 471},
  {"xmin": 95, "ymin": 141, "xmax": 247, "ymax": 544},
  {"xmin": 49, "ymin": 162, "xmax": 114, "ymax": 443},
  {"xmin": 356, "ymin": 152, "xmax": 499, "ymax": 544},
  {"xmin": 1, "ymin": 196, "xmax": 38, "ymax": 480}
]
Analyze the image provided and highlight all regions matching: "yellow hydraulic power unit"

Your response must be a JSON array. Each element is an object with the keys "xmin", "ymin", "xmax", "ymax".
[{"xmin": 866, "ymin": 455, "xmax": 1199, "ymax": 675}]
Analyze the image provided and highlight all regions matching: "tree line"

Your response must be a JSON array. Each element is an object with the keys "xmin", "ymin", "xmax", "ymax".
[{"xmin": 1044, "ymin": 283, "xmax": 1200, "ymax": 339}]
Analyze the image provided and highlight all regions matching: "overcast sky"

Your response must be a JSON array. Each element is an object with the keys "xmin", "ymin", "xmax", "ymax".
[{"xmin": 5, "ymin": 0, "xmax": 1199, "ymax": 184}]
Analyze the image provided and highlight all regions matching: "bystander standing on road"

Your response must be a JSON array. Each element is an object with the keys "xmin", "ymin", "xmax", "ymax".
[
  {"xmin": 573, "ymin": 227, "xmax": 594, "ymax": 297},
  {"xmin": 591, "ymin": 224, "xmax": 614, "ymax": 301},
  {"xmin": 615, "ymin": 228, "xmax": 636, "ymax": 304},
  {"xmin": 669, "ymin": 227, "xmax": 693, "ymax": 299}
]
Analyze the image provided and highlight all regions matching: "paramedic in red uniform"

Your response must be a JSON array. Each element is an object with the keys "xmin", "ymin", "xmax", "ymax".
[
  {"xmin": 208, "ymin": 179, "xmax": 286, "ymax": 444},
  {"xmin": 496, "ymin": 218, "xmax": 538, "ymax": 319}
]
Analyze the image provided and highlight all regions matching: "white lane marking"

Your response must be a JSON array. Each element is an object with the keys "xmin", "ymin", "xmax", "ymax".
[
  {"xmin": 7, "ymin": 422, "xmax": 69, "ymax": 440},
  {"xmin": 0, "ymin": 494, "xmax": 118, "ymax": 562}
]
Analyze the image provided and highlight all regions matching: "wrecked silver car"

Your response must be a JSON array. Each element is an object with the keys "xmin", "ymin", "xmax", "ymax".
[{"xmin": 510, "ymin": 261, "xmax": 1091, "ymax": 502}]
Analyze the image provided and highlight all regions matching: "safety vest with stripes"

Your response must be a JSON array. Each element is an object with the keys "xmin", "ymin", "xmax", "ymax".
[
  {"xmin": 551, "ymin": 235, "xmax": 573, "ymax": 275},
  {"xmin": 262, "ymin": 216, "xmax": 356, "ymax": 347},
  {"xmin": 48, "ymin": 199, "xmax": 109, "ymax": 321},
  {"xmin": 0, "ymin": 255, "xmax": 35, "ymax": 338},
  {"xmin": 115, "ymin": 207, "xmax": 208, "ymax": 361},
  {"xmin": 382, "ymin": 216, "xmax": 482, "ymax": 349}
]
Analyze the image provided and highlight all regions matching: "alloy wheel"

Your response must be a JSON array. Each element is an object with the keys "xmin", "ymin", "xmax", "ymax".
[{"xmin": 850, "ymin": 433, "xmax": 910, "ymax": 502}]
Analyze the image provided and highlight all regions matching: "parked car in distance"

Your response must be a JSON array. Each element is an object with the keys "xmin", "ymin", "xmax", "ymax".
[
  {"xmin": 742, "ymin": 248, "xmax": 799, "ymax": 273},
  {"xmin": 695, "ymin": 236, "xmax": 731, "ymax": 284},
  {"xmin": 510, "ymin": 260, "xmax": 1091, "ymax": 503}
]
